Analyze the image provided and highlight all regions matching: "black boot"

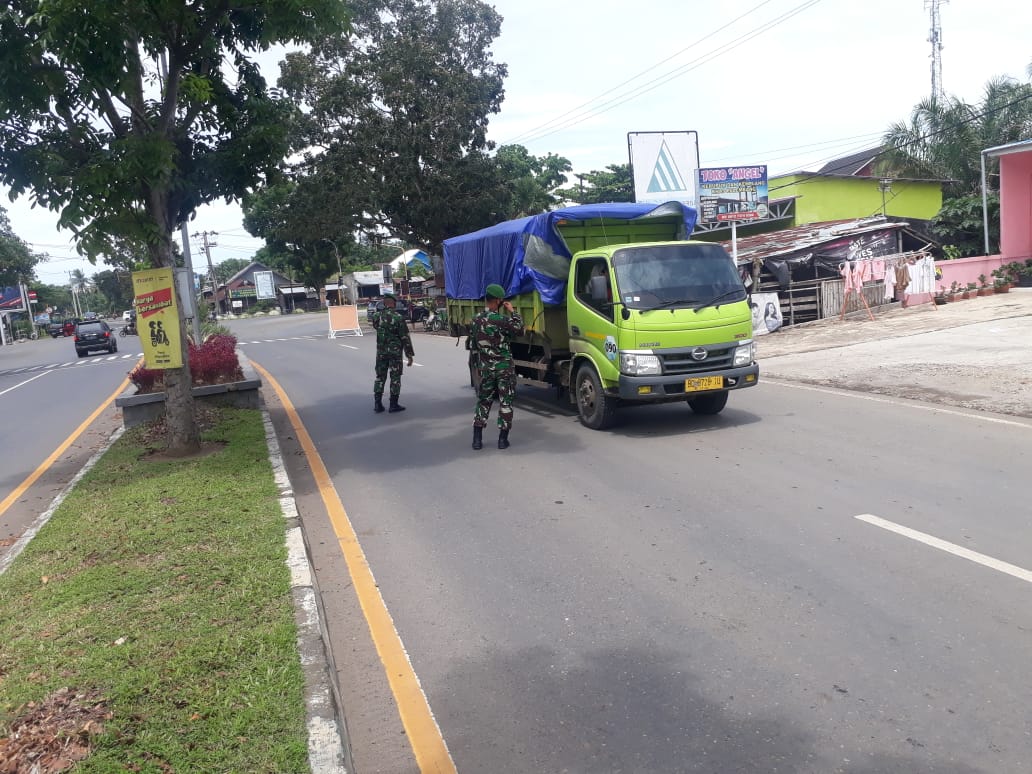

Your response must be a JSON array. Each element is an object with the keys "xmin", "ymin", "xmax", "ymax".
[
  {"xmin": 374, "ymin": 396, "xmax": 385, "ymax": 413},
  {"xmin": 497, "ymin": 428, "xmax": 510, "ymax": 450},
  {"xmin": 472, "ymin": 426, "xmax": 483, "ymax": 450},
  {"xmin": 388, "ymin": 397, "xmax": 406, "ymax": 413}
]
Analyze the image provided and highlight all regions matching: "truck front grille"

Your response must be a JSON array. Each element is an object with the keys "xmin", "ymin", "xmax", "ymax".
[{"xmin": 660, "ymin": 346, "xmax": 734, "ymax": 375}]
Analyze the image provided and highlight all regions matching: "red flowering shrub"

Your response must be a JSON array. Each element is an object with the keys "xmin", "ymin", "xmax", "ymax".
[{"xmin": 130, "ymin": 334, "xmax": 244, "ymax": 394}]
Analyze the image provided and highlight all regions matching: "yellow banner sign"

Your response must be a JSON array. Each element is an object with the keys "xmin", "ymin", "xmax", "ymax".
[{"xmin": 132, "ymin": 268, "xmax": 183, "ymax": 369}]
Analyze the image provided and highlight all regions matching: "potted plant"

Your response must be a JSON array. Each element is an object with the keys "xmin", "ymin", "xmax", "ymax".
[
  {"xmin": 977, "ymin": 274, "xmax": 991, "ymax": 296},
  {"xmin": 1020, "ymin": 260, "xmax": 1032, "ymax": 288},
  {"xmin": 934, "ymin": 285, "xmax": 949, "ymax": 304},
  {"xmin": 964, "ymin": 281, "xmax": 977, "ymax": 299},
  {"xmin": 991, "ymin": 268, "xmax": 1010, "ymax": 293},
  {"xmin": 949, "ymin": 281, "xmax": 960, "ymax": 300}
]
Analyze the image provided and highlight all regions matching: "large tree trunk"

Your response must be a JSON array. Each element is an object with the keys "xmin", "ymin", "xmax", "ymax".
[{"xmin": 152, "ymin": 225, "xmax": 200, "ymax": 455}]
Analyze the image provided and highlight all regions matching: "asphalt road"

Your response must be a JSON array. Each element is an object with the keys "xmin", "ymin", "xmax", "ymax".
[
  {"xmin": 0, "ymin": 329, "xmax": 138, "ymax": 551},
  {"xmin": 228, "ymin": 311, "xmax": 1032, "ymax": 774}
]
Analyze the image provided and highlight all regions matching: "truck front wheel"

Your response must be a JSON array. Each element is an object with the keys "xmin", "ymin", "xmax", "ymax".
[
  {"xmin": 687, "ymin": 391, "xmax": 728, "ymax": 415},
  {"xmin": 576, "ymin": 366, "xmax": 616, "ymax": 430}
]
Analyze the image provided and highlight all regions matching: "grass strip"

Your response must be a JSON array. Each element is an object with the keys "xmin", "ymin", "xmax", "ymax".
[{"xmin": 0, "ymin": 407, "xmax": 308, "ymax": 772}]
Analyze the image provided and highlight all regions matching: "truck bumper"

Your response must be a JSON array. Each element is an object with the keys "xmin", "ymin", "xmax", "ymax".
[{"xmin": 617, "ymin": 363, "xmax": 759, "ymax": 402}]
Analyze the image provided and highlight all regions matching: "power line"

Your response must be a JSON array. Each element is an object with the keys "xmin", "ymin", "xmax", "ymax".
[
  {"xmin": 506, "ymin": 0, "xmax": 824, "ymax": 147},
  {"xmin": 503, "ymin": 0, "xmax": 779, "ymax": 145},
  {"xmin": 767, "ymin": 88, "xmax": 1032, "ymax": 194}
]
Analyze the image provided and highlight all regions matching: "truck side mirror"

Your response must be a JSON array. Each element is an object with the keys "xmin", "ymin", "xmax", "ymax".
[{"xmin": 621, "ymin": 307, "xmax": 630, "ymax": 320}]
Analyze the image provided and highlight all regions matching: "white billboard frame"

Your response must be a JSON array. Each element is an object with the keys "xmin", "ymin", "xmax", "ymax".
[{"xmin": 627, "ymin": 130, "xmax": 700, "ymax": 208}]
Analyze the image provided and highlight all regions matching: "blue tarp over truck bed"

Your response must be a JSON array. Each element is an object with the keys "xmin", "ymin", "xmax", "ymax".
[{"xmin": 443, "ymin": 201, "xmax": 698, "ymax": 305}]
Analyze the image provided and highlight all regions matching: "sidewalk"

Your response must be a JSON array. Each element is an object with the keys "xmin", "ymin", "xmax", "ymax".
[{"xmin": 755, "ymin": 288, "xmax": 1032, "ymax": 418}]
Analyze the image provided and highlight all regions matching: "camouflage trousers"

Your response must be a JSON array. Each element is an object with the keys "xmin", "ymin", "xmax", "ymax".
[
  {"xmin": 374, "ymin": 354, "xmax": 404, "ymax": 399},
  {"xmin": 474, "ymin": 368, "xmax": 516, "ymax": 430}
]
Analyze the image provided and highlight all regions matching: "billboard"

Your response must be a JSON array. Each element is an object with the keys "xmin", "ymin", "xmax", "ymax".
[
  {"xmin": 254, "ymin": 270, "xmax": 276, "ymax": 300},
  {"xmin": 0, "ymin": 286, "xmax": 26, "ymax": 312},
  {"xmin": 698, "ymin": 166, "xmax": 769, "ymax": 224},
  {"xmin": 628, "ymin": 131, "xmax": 700, "ymax": 207}
]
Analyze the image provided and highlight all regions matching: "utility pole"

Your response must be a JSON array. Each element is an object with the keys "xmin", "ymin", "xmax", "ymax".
[
  {"xmin": 926, "ymin": 0, "xmax": 947, "ymax": 102},
  {"xmin": 193, "ymin": 231, "xmax": 219, "ymax": 315},
  {"xmin": 180, "ymin": 223, "xmax": 202, "ymax": 342}
]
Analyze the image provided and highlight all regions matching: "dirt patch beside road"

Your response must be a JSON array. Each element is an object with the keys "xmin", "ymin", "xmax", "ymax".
[{"xmin": 756, "ymin": 290, "xmax": 1032, "ymax": 418}]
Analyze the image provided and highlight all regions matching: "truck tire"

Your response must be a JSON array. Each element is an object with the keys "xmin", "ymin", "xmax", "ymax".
[
  {"xmin": 576, "ymin": 365, "xmax": 616, "ymax": 430},
  {"xmin": 687, "ymin": 391, "xmax": 728, "ymax": 415}
]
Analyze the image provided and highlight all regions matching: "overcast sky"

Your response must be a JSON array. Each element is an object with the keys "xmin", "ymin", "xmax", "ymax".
[{"xmin": 6, "ymin": 0, "xmax": 1029, "ymax": 286}]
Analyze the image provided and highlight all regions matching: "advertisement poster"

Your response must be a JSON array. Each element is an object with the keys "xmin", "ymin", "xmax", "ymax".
[
  {"xmin": 132, "ymin": 268, "xmax": 183, "ymax": 369},
  {"xmin": 749, "ymin": 292, "xmax": 782, "ymax": 336},
  {"xmin": 698, "ymin": 166, "xmax": 768, "ymax": 224},
  {"xmin": 254, "ymin": 270, "xmax": 276, "ymax": 300},
  {"xmin": 0, "ymin": 286, "xmax": 26, "ymax": 311},
  {"xmin": 627, "ymin": 131, "xmax": 700, "ymax": 207}
]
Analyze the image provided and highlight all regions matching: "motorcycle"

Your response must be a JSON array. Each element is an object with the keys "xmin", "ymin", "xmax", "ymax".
[
  {"xmin": 119, "ymin": 320, "xmax": 137, "ymax": 337},
  {"xmin": 422, "ymin": 309, "xmax": 445, "ymax": 333}
]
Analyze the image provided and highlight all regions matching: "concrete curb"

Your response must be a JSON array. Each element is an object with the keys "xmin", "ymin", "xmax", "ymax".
[
  {"xmin": 244, "ymin": 350, "xmax": 353, "ymax": 773},
  {"xmin": 0, "ymin": 426, "xmax": 125, "ymax": 578}
]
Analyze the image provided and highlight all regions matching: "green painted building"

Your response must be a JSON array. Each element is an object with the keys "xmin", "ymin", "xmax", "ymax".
[{"xmin": 769, "ymin": 172, "xmax": 943, "ymax": 224}]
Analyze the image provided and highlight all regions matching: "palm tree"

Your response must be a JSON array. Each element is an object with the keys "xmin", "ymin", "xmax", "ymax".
[{"xmin": 880, "ymin": 75, "xmax": 1032, "ymax": 195}]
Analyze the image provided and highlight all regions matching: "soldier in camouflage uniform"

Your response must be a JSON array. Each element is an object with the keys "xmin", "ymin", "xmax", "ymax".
[
  {"xmin": 370, "ymin": 293, "xmax": 414, "ymax": 413},
  {"xmin": 469, "ymin": 283, "xmax": 525, "ymax": 450}
]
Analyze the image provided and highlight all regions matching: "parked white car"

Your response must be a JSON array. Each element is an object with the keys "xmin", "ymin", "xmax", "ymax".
[{"xmin": 122, "ymin": 309, "xmax": 133, "ymax": 322}]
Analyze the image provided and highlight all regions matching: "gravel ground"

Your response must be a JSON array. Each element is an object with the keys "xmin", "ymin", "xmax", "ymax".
[{"xmin": 755, "ymin": 288, "xmax": 1032, "ymax": 418}]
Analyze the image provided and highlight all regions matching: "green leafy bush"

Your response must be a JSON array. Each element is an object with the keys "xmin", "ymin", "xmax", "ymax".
[{"xmin": 130, "ymin": 334, "xmax": 244, "ymax": 394}]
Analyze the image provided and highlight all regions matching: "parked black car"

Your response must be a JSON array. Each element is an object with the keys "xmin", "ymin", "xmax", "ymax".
[{"xmin": 74, "ymin": 320, "xmax": 117, "ymax": 357}]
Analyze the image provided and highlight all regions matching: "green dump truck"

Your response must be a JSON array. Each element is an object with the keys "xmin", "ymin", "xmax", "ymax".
[{"xmin": 443, "ymin": 201, "xmax": 758, "ymax": 429}]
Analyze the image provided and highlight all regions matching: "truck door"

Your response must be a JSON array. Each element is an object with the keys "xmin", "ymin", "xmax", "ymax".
[{"xmin": 570, "ymin": 256, "xmax": 619, "ymax": 375}]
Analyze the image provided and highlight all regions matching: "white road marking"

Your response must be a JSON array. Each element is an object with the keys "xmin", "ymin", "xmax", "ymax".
[
  {"xmin": 765, "ymin": 380, "xmax": 1032, "ymax": 430},
  {"xmin": 338, "ymin": 344, "xmax": 359, "ymax": 350},
  {"xmin": 856, "ymin": 513, "xmax": 1032, "ymax": 584},
  {"xmin": 0, "ymin": 371, "xmax": 49, "ymax": 396}
]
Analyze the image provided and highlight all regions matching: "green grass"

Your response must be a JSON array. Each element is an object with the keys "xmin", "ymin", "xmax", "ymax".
[{"xmin": 0, "ymin": 408, "xmax": 309, "ymax": 773}]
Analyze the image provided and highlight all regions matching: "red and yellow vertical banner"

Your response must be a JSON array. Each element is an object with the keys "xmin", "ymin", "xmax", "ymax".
[{"xmin": 132, "ymin": 268, "xmax": 183, "ymax": 369}]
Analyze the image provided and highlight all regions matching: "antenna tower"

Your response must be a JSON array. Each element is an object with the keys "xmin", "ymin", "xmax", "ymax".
[{"xmin": 925, "ymin": 0, "xmax": 947, "ymax": 101}]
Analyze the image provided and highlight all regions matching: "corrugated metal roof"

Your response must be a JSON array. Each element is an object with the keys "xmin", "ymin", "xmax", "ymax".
[{"xmin": 720, "ymin": 217, "xmax": 908, "ymax": 264}]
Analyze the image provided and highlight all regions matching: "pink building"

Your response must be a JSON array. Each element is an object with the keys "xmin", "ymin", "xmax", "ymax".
[{"xmin": 982, "ymin": 139, "xmax": 1032, "ymax": 260}]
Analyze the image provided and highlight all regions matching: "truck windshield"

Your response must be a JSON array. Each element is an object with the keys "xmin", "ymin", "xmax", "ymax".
[{"xmin": 612, "ymin": 244, "xmax": 745, "ymax": 311}]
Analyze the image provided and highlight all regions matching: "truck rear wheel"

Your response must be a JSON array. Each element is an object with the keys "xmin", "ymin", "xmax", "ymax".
[
  {"xmin": 687, "ymin": 391, "xmax": 728, "ymax": 415},
  {"xmin": 576, "ymin": 365, "xmax": 616, "ymax": 430}
]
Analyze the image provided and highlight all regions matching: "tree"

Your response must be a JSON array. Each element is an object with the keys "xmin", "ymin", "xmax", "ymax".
[
  {"xmin": 493, "ymin": 145, "xmax": 571, "ymax": 216},
  {"xmin": 0, "ymin": 1, "xmax": 347, "ymax": 453},
  {"xmin": 562, "ymin": 164, "xmax": 634, "ymax": 205},
  {"xmin": 0, "ymin": 206, "xmax": 40, "ymax": 286},
  {"xmin": 212, "ymin": 258, "xmax": 254, "ymax": 286},
  {"xmin": 270, "ymin": 0, "xmax": 508, "ymax": 259},
  {"xmin": 92, "ymin": 269, "xmax": 135, "ymax": 314},
  {"xmin": 881, "ymin": 76, "xmax": 1032, "ymax": 195},
  {"xmin": 880, "ymin": 74, "xmax": 1032, "ymax": 256}
]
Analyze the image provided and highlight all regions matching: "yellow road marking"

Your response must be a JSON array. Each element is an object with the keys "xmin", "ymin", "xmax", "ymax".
[
  {"xmin": 0, "ymin": 376, "xmax": 130, "ymax": 518},
  {"xmin": 251, "ymin": 361, "xmax": 456, "ymax": 774}
]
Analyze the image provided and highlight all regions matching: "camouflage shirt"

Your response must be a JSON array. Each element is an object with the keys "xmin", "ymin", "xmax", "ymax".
[
  {"xmin": 371, "ymin": 308, "xmax": 414, "ymax": 359},
  {"xmin": 470, "ymin": 308, "xmax": 524, "ymax": 372}
]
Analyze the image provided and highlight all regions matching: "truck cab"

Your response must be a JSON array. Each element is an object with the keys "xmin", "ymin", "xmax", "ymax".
[{"xmin": 564, "ymin": 241, "xmax": 757, "ymax": 428}]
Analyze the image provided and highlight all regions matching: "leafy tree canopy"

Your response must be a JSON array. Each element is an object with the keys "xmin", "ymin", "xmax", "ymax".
[
  {"xmin": 0, "ymin": 206, "xmax": 40, "ymax": 286},
  {"xmin": 561, "ymin": 163, "xmax": 633, "ymax": 205},
  {"xmin": 0, "ymin": 0, "xmax": 348, "ymax": 452},
  {"xmin": 880, "ymin": 75, "xmax": 1032, "ymax": 196},
  {"xmin": 257, "ymin": 0, "xmax": 510, "ymax": 262}
]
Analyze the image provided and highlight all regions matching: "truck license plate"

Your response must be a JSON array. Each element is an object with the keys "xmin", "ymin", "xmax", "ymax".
[{"xmin": 685, "ymin": 376, "xmax": 723, "ymax": 392}]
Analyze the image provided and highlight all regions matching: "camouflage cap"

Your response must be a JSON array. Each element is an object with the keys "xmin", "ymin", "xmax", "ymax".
[{"xmin": 485, "ymin": 283, "xmax": 506, "ymax": 300}]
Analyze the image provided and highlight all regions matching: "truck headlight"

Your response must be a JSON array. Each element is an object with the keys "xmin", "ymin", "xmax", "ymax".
[
  {"xmin": 733, "ymin": 341, "xmax": 755, "ymax": 367},
  {"xmin": 620, "ymin": 352, "xmax": 661, "ymax": 376}
]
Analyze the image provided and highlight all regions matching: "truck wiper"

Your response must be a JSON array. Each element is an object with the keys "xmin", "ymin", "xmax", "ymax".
[
  {"xmin": 640, "ymin": 298, "xmax": 696, "ymax": 314},
  {"xmin": 693, "ymin": 288, "xmax": 746, "ymax": 312}
]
